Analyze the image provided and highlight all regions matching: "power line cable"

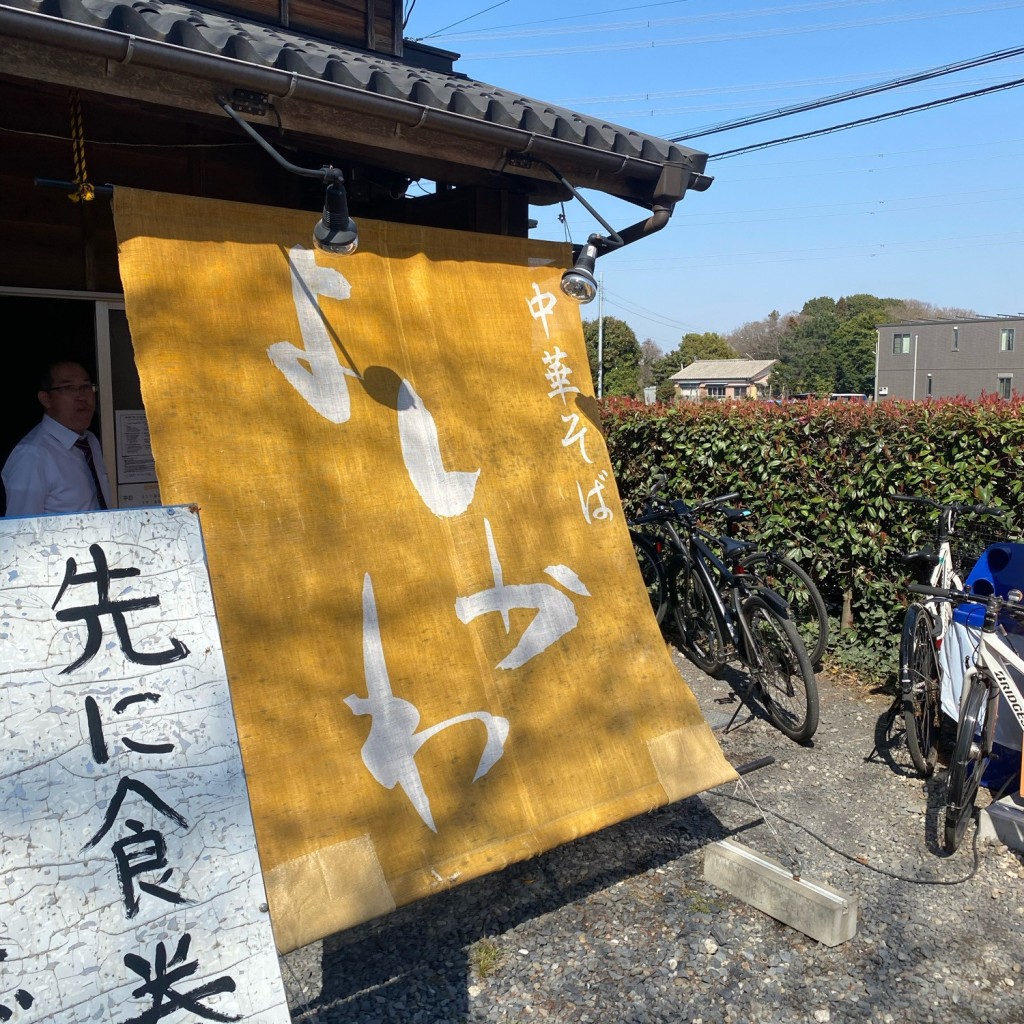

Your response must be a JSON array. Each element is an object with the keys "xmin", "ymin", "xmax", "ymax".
[
  {"xmin": 671, "ymin": 45, "xmax": 1024, "ymax": 141},
  {"xmin": 708, "ymin": 77, "xmax": 1024, "ymax": 159},
  {"xmin": 452, "ymin": 1, "xmax": 1024, "ymax": 60},
  {"xmin": 415, "ymin": 0, "xmax": 694, "ymax": 40},
  {"xmin": 602, "ymin": 289, "xmax": 696, "ymax": 330},
  {"xmin": 431, "ymin": 0, "xmax": 895, "ymax": 43},
  {"xmin": 414, "ymin": 0, "xmax": 510, "ymax": 40}
]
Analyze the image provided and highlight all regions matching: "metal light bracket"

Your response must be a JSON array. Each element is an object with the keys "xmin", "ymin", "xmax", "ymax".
[{"xmin": 229, "ymin": 89, "xmax": 271, "ymax": 116}]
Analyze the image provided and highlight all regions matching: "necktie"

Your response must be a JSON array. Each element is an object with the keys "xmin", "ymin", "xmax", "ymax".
[{"xmin": 75, "ymin": 436, "xmax": 108, "ymax": 510}]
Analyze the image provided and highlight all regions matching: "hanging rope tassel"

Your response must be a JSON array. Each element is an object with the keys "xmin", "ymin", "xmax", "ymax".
[{"xmin": 67, "ymin": 89, "xmax": 95, "ymax": 203}]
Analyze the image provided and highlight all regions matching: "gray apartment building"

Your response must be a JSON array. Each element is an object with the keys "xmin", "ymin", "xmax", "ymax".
[{"xmin": 875, "ymin": 316, "xmax": 1024, "ymax": 401}]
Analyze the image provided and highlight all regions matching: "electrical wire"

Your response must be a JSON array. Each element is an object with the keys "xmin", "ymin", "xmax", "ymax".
[
  {"xmin": 417, "ymin": 0, "xmax": 695, "ymax": 40},
  {"xmin": 452, "ymin": 1, "xmax": 1024, "ymax": 60},
  {"xmin": 431, "ymin": 0, "xmax": 902, "ymax": 43},
  {"xmin": 704, "ymin": 787, "xmax": 983, "ymax": 885},
  {"xmin": 602, "ymin": 288, "xmax": 697, "ymax": 331},
  {"xmin": 411, "ymin": 0, "xmax": 510, "ymax": 41},
  {"xmin": 671, "ymin": 44, "xmax": 1024, "ymax": 141},
  {"xmin": 708, "ymin": 76, "xmax": 1024, "ymax": 160}
]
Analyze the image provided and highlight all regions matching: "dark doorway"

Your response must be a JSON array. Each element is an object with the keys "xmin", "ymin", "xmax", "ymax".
[{"xmin": 1, "ymin": 296, "xmax": 98, "ymax": 515}]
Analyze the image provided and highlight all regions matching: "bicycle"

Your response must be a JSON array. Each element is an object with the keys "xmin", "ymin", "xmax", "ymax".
[
  {"xmin": 908, "ymin": 582, "xmax": 1024, "ymax": 852},
  {"xmin": 630, "ymin": 478, "xmax": 829, "ymax": 668},
  {"xmin": 630, "ymin": 528, "xmax": 668, "ymax": 624},
  {"xmin": 894, "ymin": 495, "xmax": 1007, "ymax": 777},
  {"xmin": 709, "ymin": 505, "xmax": 829, "ymax": 669},
  {"xmin": 633, "ymin": 492, "xmax": 819, "ymax": 742}
]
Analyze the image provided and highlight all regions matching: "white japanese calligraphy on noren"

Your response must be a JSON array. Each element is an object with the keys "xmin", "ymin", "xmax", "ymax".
[
  {"xmin": 268, "ymin": 246, "xmax": 360, "ymax": 423},
  {"xmin": 560, "ymin": 412, "xmax": 593, "ymax": 464},
  {"xmin": 526, "ymin": 282, "xmax": 558, "ymax": 339},
  {"xmin": 542, "ymin": 346, "xmax": 581, "ymax": 403},
  {"xmin": 398, "ymin": 379, "xmax": 481, "ymax": 518},
  {"xmin": 577, "ymin": 470, "xmax": 613, "ymax": 523},
  {"xmin": 345, "ymin": 574, "xmax": 509, "ymax": 833},
  {"xmin": 455, "ymin": 519, "xmax": 591, "ymax": 670}
]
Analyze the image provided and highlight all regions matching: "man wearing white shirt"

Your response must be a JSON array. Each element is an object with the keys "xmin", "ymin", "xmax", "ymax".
[{"xmin": 2, "ymin": 360, "xmax": 112, "ymax": 516}]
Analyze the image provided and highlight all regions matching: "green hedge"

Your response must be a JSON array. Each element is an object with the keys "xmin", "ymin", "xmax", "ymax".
[{"xmin": 601, "ymin": 395, "xmax": 1024, "ymax": 682}]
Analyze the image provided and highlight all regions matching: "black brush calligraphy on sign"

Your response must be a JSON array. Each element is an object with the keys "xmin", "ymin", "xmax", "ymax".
[{"xmin": 51, "ymin": 544, "xmax": 190, "ymax": 673}]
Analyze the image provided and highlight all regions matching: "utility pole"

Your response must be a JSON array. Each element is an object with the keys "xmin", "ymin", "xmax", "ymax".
[{"xmin": 597, "ymin": 271, "xmax": 604, "ymax": 399}]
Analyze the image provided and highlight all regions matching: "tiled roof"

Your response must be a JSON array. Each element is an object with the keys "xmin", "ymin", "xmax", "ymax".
[
  {"xmin": 1, "ymin": 0, "xmax": 709, "ymax": 189},
  {"xmin": 671, "ymin": 359, "xmax": 777, "ymax": 383}
]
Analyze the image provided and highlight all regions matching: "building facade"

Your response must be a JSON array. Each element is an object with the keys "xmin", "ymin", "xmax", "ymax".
[
  {"xmin": 670, "ymin": 358, "xmax": 777, "ymax": 402},
  {"xmin": 0, "ymin": 0, "xmax": 713, "ymax": 509},
  {"xmin": 876, "ymin": 316, "xmax": 1024, "ymax": 401}
]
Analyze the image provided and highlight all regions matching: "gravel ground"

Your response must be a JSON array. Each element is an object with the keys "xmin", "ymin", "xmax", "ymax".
[{"xmin": 279, "ymin": 644, "xmax": 1024, "ymax": 1024}]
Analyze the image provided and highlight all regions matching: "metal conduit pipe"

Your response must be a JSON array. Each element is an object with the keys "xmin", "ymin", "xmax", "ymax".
[{"xmin": 0, "ymin": 6, "xmax": 701, "ymax": 199}]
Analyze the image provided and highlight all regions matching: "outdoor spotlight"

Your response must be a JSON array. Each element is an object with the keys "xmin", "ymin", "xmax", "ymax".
[
  {"xmin": 313, "ymin": 181, "xmax": 359, "ymax": 255},
  {"xmin": 560, "ymin": 244, "xmax": 599, "ymax": 303},
  {"xmin": 216, "ymin": 95, "xmax": 359, "ymax": 256}
]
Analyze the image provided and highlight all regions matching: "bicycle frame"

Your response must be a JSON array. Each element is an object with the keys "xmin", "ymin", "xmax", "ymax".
[
  {"xmin": 924, "ymin": 522, "xmax": 961, "ymax": 637},
  {"xmin": 910, "ymin": 583, "xmax": 1024, "ymax": 736},
  {"xmin": 965, "ymin": 616, "xmax": 1024, "ymax": 736},
  {"xmin": 631, "ymin": 486, "xmax": 792, "ymax": 668},
  {"xmin": 686, "ymin": 528, "xmax": 791, "ymax": 668}
]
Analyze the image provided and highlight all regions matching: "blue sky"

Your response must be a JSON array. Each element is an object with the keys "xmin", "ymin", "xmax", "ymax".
[{"xmin": 404, "ymin": 0, "xmax": 1024, "ymax": 351}]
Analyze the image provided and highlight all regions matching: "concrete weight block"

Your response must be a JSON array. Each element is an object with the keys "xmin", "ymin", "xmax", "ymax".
[{"xmin": 703, "ymin": 838, "xmax": 857, "ymax": 947}]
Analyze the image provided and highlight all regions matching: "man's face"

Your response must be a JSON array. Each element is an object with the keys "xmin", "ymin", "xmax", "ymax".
[{"xmin": 39, "ymin": 362, "xmax": 97, "ymax": 433}]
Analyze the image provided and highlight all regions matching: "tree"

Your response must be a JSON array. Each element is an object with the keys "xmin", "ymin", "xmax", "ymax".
[
  {"xmin": 768, "ymin": 293, "xmax": 904, "ymax": 397},
  {"xmin": 677, "ymin": 332, "xmax": 736, "ymax": 367},
  {"xmin": 728, "ymin": 310, "xmax": 785, "ymax": 359},
  {"xmin": 582, "ymin": 316, "xmax": 641, "ymax": 397},
  {"xmin": 832, "ymin": 312, "xmax": 880, "ymax": 394},
  {"xmin": 639, "ymin": 339, "xmax": 662, "ymax": 389}
]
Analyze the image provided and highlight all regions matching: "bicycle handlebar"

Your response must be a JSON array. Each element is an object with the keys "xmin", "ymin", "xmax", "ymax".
[
  {"xmin": 894, "ymin": 494, "xmax": 1007, "ymax": 518},
  {"xmin": 635, "ymin": 491, "xmax": 741, "ymax": 525},
  {"xmin": 909, "ymin": 583, "xmax": 1024, "ymax": 619}
]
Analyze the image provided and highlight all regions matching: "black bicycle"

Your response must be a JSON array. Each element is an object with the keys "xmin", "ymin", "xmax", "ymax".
[
  {"xmin": 630, "ymin": 479, "xmax": 829, "ymax": 668},
  {"xmin": 708, "ymin": 505, "xmax": 829, "ymax": 669},
  {"xmin": 633, "ymin": 491, "xmax": 819, "ymax": 742}
]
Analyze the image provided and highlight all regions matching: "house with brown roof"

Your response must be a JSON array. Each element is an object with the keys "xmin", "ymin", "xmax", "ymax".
[{"xmin": 670, "ymin": 359, "xmax": 777, "ymax": 402}]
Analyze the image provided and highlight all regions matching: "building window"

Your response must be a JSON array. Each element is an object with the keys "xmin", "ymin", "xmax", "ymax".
[
  {"xmin": 998, "ymin": 375, "xmax": 1013, "ymax": 400},
  {"xmin": 952, "ymin": 326, "xmax": 959, "ymax": 352},
  {"xmin": 927, "ymin": 375, "xmax": 933, "ymax": 397},
  {"xmin": 732, "ymin": 386, "xmax": 747, "ymax": 398},
  {"xmin": 1001, "ymin": 328, "xmax": 1015, "ymax": 352},
  {"xmin": 893, "ymin": 333, "xmax": 911, "ymax": 355},
  {"xmin": 706, "ymin": 384, "xmax": 726, "ymax": 399}
]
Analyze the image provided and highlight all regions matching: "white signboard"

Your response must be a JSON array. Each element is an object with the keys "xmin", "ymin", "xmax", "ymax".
[{"xmin": 0, "ymin": 506, "xmax": 290, "ymax": 1023}]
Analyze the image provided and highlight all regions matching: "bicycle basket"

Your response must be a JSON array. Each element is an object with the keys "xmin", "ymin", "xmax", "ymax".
[{"xmin": 954, "ymin": 520, "xmax": 1011, "ymax": 577}]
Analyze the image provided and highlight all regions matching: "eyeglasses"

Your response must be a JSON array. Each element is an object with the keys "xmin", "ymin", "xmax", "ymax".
[{"xmin": 47, "ymin": 383, "xmax": 98, "ymax": 395}]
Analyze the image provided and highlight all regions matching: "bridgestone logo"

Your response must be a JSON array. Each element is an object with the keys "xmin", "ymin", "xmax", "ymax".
[{"xmin": 991, "ymin": 666, "xmax": 1024, "ymax": 731}]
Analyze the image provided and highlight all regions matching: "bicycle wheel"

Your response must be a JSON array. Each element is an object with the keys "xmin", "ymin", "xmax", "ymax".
[
  {"xmin": 741, "ymin": 594, "xmax": 819, "ymax": 742},
  {"xmin": 630, "ymin": 530, "xmax": 668, "ymax": 624},
  {"xmin": 738, "ymin": 550, "xmax": 829, "ymax": 668},
  {"xmin": 672, "ymin": 559, "xmax": 727, "ymax": 677},
  {"xmin": 898, "ymin": 604, "xmax": 941, "ymax": 776},
  {"xmin": 944, "ymin": 675, "xmax": 994, "ymax": 853}
]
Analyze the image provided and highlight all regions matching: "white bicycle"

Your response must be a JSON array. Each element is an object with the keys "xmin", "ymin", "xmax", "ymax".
[
  {"xmin": 909, "ymin": 582, "xmax": 1024, "ymax": 851},
  {"xmin": 896, "ymin": 495, "xmax": 1006, "ymax": 776}
]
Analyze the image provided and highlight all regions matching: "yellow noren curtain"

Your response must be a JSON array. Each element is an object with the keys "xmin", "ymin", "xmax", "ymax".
[{"xmin": 113, "ymin": 187, "xmax": 736, "ymax": 953}]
